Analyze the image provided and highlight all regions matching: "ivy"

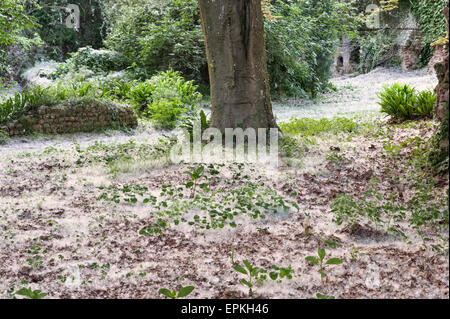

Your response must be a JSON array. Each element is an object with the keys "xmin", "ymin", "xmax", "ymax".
[{"xmin": 409, "ymin": 0, "xmax": 448, "ymax": 45}]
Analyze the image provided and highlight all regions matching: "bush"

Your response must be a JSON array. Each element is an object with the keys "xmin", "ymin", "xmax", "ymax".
[
  {"xmin": 103, "ymin": 0, "xmax": 206, "ymax": 83},
  {"xmin": 50, "ymin": 46, "xmax": 129, "ymax": 79},
  {"xmin": 127, "ymin": 70, "xmax": 202, "ymax": 115},
  {"xmin": 145, "ymin": 98, "xmax": 186, "ymax": 130},
  {"xmin": 377, "ymin": 83, "xmax": 436, "ymax": 120}
]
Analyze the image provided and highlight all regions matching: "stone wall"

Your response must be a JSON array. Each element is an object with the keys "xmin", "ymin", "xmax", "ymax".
[
  {"xmin": 333, "ymin": 1, "xmax": 424, "ymax": 75},
  {"xmin": 0, "ymin": 101, "xmax": 138, "ymax": 137}
]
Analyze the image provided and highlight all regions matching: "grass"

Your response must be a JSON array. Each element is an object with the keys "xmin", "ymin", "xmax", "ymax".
[{"xmin": 279, "ymin": 117, "xmax": 360, "ymax": 137}]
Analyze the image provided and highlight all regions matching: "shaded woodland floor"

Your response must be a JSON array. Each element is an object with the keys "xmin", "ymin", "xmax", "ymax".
[{"xmin": 0, "ymin": 68, "xmax": 448, "ymax": 299}]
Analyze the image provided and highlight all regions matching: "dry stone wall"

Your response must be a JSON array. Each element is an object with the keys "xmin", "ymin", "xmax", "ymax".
[{"xmin": 0, "ymin": 101, "xmax": 138, "ymax": 137}]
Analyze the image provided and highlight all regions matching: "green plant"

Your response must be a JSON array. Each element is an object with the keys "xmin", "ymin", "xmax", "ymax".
[
  {"xmin": 15, "ymin": 287, "xmax": 47, "ymax": 299},
  {"xmin": 305, "ymin": 247, "xmax": 343, "ymax": 280},
  {"xmin": 233, "ymin": 260, "xmax": 267, "ymax": 296},
  {"xmin": 159, "ymin": 286, "xmax": 195, "ymax": 299},
  {"xmin": 180, "ymin": 110, "xmax": 210, "ymax": 143},
  {"xmin": 184, "ymin": 165, "xmax": 207, "ymax": 198},
  {"xmin": 377, "ymin": 83, "xmax": 436, "ymax": 120},
  {"xmin": 415, "ymin": 90, "xmax": 436, "ymax": 117},
  {"xmin": 312, "ymin": 293, "xmax": 335, "ymax": 299},
  {"xmin": 0, "ymin": 129, "xmax": 9, "ymax": 144},
  {"xmin": 146, "ymin": 98, "xmax": 186, "ymax": 130}
]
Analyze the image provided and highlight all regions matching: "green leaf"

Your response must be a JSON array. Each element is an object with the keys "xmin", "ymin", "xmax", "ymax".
[
  {"xmin": 305, "ymin": 256, "xmax": 319, "ymax": 265},
  {"xmin": 15, "ymin": 287, "xmax": 47, "ymax": 299},
  {"xmin": 233, "ymin": 265, "xmax": 248, "ymax": 275},
  {"xmin": 318, "ymin": 247, "xmax": 325, "ymax": 261},
  {"xmin": 159, "ymin": 288, "xmax": 176, "ymax": 299},
  {"xmin": 242, "ymin": 260, "xmax": 253, "ymax": 272},
  {"xmin": 185, "ymin": 181, "xmax": 194, "ymax": 188},
  {"xmin": 269, "ymin": 272, "xmax": 278, "ymax": 280},
  {"xmin": 325, "ymin": 258, "xmax": 343, "ymax": 265},
  {"xmin": 241, "ymin": 279, "xmax": 252, "ymax": 288},
  {"xmin": 177, "ymin": 286, "xmax": 195, "ymax": 298}
]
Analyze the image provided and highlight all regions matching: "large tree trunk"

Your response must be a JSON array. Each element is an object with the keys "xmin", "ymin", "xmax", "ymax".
[{"xmin": 198, "ymin": 0, "xmax": 277, "ymax": 131}]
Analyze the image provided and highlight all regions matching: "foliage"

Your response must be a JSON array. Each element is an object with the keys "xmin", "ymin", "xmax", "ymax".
[
  {"xmin": 0, "ymin": 82, "xmax": 100, "ymax": 125},
  {"xmin": 377, "ymin": 83, "xmax": 436, "ymax": 120},
  {"xmin": 103, "ymin": 0, "xmax": 359, "ymax": 98},
  {"xmin": 279, "ymin": 117, "xmax": 359, "ymax": 137},
  {"xmin": 358, "ymin": 29, "xmax": 399, "ymax": 73},
  {"xmin": 409, "ymin": 0, "xmax": 448, "ymax": 45},
  {"xmin": 0, "ymin": 0, "xmax": 37, "ymax": 46},
  {"xmin": 180, "ymin": 110, "xmax": 211, "ymax": 143},
  {"xmin": 50, "ymin": 46, "xmax": 129, "ymax": 77},
  {"xmin": 145, "ymin": 98, "xmax": 187, "ymax": 130},
  {"xmin": 305, "ymin": 247, "xmax": 343, "ymax": 280},
  {"xmin": 103, "ymin": 0, "xmax": 206, "ymax": 83},
  {"xmin": 0, "ymin": 129, "xmax": 10, "ymax": 145},
  {"xmin": 29, "ymin": 0, "xmax": 104, "ymax": 59},
  {"xmin": 330, "ymin": 185, "xmax": 449, "ymax": 248},
  {"xmin": 127, "ymin": 70, "xmax": 202, "ymax": 115},
  {"xmin": 233, "ymin": 260, "xmax": 267, "ymax": 296},
  {"xmin": 159, "ymin": 286, "xmax": 195, "ymax": 299},
  {"xmin": 233, "ymin": 259, "xmax": 295, "ymax": 296},
  {"xmin": 133, "ymin": 163, "xmax": 299, "ymax": 235},
  {"xmin": 15, "ymin": 287, "xmax": 47, "ymax": 299},
  {"xmin": 265, "ymin": 0, "xmax": 360, "ymax": 98}
]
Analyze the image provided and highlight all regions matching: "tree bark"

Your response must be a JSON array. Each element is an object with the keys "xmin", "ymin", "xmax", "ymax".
[{"xmin": 198, "ymin": 0, "xmax": 277, "ymax": 131}]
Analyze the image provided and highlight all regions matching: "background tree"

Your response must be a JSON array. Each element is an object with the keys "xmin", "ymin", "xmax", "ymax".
[{"xmin": 198, "ymin": 0, "xmax": 276, "ymax": 131}]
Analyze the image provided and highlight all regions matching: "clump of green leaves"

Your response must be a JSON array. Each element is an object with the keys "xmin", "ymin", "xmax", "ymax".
[
  {"xmin": 233, "ymin": 260, "xmax": 294, "ymax": 297},
  {"xmin": 377, "ymin": 83, "xmax": 436, "ymax": 121},
  {"xmin": 234, "ymin": 260, "xmax": 266, "ymax": 297},
  {"xmin": 145, "ymin": 98, "xmax": 186, "ymax": 130},
  {"xmin": 15, "ymin": 287, "xmax": 47, "ymax": 299},
  {"xmin": 184, "ymin": 165, "xmax": 207, "ymax": 198},
  {"xmin": 305, "ymin": 247, "xmax": 343, "ymax": 280},
  {"xmin": 127, "ymin": 69, "xmax": 201, "ymax": 116},
  {"xmin": 159, "ymin": 286, "xmax": 195, "ymax": 299}
]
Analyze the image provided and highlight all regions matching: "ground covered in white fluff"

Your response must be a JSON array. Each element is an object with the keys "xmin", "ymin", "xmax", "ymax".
[{"xmin": 0, "ymin": 68, "xmax": 448, "ymax": 299}]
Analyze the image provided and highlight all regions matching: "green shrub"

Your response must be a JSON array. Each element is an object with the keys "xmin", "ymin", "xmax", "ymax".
[
  {"xmin": 127, "ymin": 70, "xmax": 202, "ymax": 115},
  {"xmin": 103, "ymin": 0, "xmax": 206, "ymax": 83},
  {"xmin": 50, "ymin": 46, "xmax": 129, "ymax": 79},
  {"xmin": 145, "ymin": 98, "xmax": 186, "ymax": 130},
  {"xmin": 415, "ymin": 90, "xmax": 437, "ymax": 117},
  {"xmin": 377, "ymin": 83, "xmax": 436, "ymax": 120}
]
